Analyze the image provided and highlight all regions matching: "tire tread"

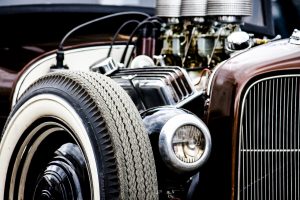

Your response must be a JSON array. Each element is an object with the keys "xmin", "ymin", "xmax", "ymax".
[{"xmin": 22, "ymin": 71, "xmax": 158, "ymax": 200}]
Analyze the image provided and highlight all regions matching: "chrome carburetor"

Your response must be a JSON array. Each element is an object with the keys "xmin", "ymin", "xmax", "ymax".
[{"xmin": 155, "ymin": 0, "xmax": 253, "ymax": 90}]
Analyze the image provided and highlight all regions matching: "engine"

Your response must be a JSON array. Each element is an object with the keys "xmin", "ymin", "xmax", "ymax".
[
  {"xmin": 84, "ymin": 0, "xmax": 263, "ymax": 120},
  {"xmin": 91, "ymin": 0, "xmax": 256, "ymax": 111},
  {"xmin": 129, "ymin": 0, "xmax": 254, "ymax": 92},
  {"xmin": 110, "ymin": 67, "xmax": 196, "ymax": 111},
  {"xmin": 95, "ymin": 1, "xmax": 257, "ymax": 199},
  {"xmin": 90, "ymin": 1, "xmax": 257, "ymax": 199}
]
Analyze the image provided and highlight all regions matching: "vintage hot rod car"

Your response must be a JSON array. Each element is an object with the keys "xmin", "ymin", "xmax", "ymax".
[{"xmin": 0, "ymin": 0, "xmax": 300, "ymax": 199}]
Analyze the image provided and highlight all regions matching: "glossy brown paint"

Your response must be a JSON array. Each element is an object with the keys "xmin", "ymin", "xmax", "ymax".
[
  {"xmin": 0, "ymin": 68, "xmax": 18, "ymax": 128},
  {"xmin": 207, "ymin": 39, "xmax": 300, "ymax": 200}
]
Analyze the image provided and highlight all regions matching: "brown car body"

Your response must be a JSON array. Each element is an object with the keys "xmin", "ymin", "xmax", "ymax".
[{"xmin": 205, "ymin": 39, "xmax": 300, "ymax": 199}]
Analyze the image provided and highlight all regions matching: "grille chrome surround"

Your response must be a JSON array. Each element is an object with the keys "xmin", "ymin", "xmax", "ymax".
[{"xmin": 238, "ymin": 75, "xmax": 300, "ymax": 200}]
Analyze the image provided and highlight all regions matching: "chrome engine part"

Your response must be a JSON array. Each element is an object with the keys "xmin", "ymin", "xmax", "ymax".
[
  {"xmin": 109, "ymin": 66, "xmax": 196, "ymax": 111},
  {"xmin": 181, "ymin": 0, "xmax": 207, "ymax": 17},
  {"xmin": 225, "ymin": 31, "xmax": 253, "ymax": 53},
  {"xmin": 151, "ymin": 0, "xmax": 254, "ymax": 92},
  {"xmin": 207, "ymin": 0, "xmax": 252, "ymax": 17},
  {"xmin": 156, "ymin": 0, "xmax": 181, "ymax": 17}
]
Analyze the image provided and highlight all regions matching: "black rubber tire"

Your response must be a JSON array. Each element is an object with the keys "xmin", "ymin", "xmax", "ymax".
[{"xmin": 0, "ymin": 71, "xmax": 158, "ymax": 199}]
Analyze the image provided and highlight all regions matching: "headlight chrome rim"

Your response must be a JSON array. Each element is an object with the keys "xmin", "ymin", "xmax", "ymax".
[{"xmin": 159, "ymin": 113, "xmax": 211, "ymax": 172}]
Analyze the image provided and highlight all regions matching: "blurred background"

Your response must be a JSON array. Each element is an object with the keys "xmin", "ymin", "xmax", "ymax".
[{"xmin": 0, "ymin": 0, "xmax": 299, "ymax": 38}]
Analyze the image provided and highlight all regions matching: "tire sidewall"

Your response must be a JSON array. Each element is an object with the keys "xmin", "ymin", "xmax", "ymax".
[{"xmin": 0, "ymin": 89, "xmax": 102, "ymax": 199}]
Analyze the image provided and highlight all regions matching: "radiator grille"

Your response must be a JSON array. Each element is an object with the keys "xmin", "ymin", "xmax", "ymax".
[{"xmin": 238, "ymin": 75, "xmax": 300, "ymax": 200}]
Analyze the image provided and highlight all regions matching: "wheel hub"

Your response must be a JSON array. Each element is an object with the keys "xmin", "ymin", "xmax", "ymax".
[{"xmin": 33, "ymin": 143, "xmax": 89, "ymax": 200}]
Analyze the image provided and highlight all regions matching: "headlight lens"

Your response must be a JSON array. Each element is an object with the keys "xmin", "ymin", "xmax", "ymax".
[
  {"xmin": 159, "ymin": 113, "xmax": 211, "ymax": 173},
  {"xmin": 172, "ymin": 125, "xmax": 205, "ymax": 163}
]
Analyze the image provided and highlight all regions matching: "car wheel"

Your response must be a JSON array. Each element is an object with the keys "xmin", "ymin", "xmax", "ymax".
[{"xmin": 0, "ymin": 71, "xmax": 158, "ymax": 199}]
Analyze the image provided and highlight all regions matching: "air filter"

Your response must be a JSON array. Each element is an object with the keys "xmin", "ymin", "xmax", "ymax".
[
  {"xmin": 207, "ymin": 0, "xmax": 252, "ymax": 16},
  {"xmin": 181, "ymin": 0, "xmax": 208, "ymax": 17},
  {"xmin": 156, "ymin": 0, "xmax": 181, "ymax": 17}
]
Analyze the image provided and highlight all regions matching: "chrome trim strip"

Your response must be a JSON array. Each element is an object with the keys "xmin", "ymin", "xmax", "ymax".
[{"xmin": 207, "ymin": 60, "xmax": 226, "ymax": 96}]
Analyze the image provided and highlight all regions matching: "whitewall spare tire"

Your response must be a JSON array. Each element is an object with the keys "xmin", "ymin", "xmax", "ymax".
[{"xmin": 0, "ymin": 71, "xmax": 158, "ymax": 200}]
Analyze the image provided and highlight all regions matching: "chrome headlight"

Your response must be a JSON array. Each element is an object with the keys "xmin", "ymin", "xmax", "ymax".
[{"xmin": 159, "ymin": 114, "xmax": 211, "ymax": 173}]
